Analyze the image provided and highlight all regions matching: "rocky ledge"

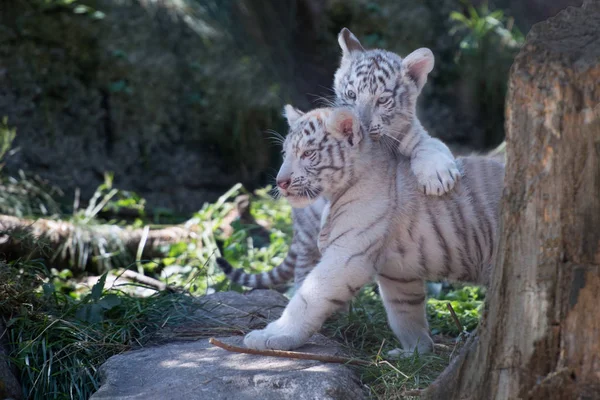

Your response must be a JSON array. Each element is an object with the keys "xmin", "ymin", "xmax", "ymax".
[{"xmin": 91, "ymin": 290, "xmax": 367, "ymax": 400}]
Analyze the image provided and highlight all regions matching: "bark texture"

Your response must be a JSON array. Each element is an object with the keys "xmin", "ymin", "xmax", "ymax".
[{"xmin": 424, "ymin": 2, "xmax": 600, "ymax": 399}]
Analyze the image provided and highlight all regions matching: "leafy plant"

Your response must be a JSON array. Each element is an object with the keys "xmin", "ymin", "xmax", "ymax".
[
  {"xmin": 449, "ymin": 1, "xmax": 524, "ymax": 148},
  {"xmin": 72, "ymin": 173, "xmax": 145, "ymax": 224},
  {"xmin": 73, "ymin": 272, "xmax": 122, "ymax": 323},
  {"xmin": 1, "ymin": 259, "xmax": 197, "ymax": 399},
  {"xmin": 324, "ymin": 284, "xmax": 481, "ymax": 398},
  {"xmin": 427, "ymin": 285, "xmax": 484, "ymax": 336},
  {"xmin": 450, "ymin": 3, "xmax": 523, "ymax": 55},
  {"xmin": 39, "ymin": 173, "xmax": 150, "ymax": 273}
]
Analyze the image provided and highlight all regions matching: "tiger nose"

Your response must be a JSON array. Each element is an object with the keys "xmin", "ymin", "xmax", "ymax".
[
  {"xmin": 358, "ymin": 106, "xmax": 372, "ymax": 130},
  {"xmin": 277, "ymin": 178, "xmax": 291, "ymax": 190}
]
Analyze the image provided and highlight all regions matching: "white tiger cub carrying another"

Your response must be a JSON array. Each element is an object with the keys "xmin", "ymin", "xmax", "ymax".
[
  {"xmin": 218, "ymin": 28, "xmax": 461, "ymax": 290},
  {"xmin": 242, "ymin": 107, "xmax": 504, "ymax": 356}
]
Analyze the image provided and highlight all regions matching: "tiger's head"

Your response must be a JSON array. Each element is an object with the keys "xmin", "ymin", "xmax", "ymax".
[
  {"xmin": 275, "ymin": 106, "xmax": 363, "ymax": 208},
  {"xmin": 333, "ymin": 28, "xmax": 434, "ymax": 143}
]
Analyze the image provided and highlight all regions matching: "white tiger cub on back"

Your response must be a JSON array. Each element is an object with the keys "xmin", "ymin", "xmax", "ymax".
[
  {"xmin": 243, "ymin": 107, "xmax": 503, "ymax": 357},
  {"xmin": 334, "ymin": 28, "xmax": 460, "ymax": 196}
]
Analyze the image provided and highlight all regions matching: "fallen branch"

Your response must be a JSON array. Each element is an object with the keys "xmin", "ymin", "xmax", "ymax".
[
  {"xmin": 119, "ymin": 270, "xmax": 177, "ymax": 293},
  {"xmin": 208, "ymin": 337, "xmax": 371, "ymax": 366},
  {"xmin": 0, "ymin": 215, "xmax": 199, "ymax": 274},
  {"xmin": 446, "ymin": 303, "xmax": 463, "ymax": 333}
]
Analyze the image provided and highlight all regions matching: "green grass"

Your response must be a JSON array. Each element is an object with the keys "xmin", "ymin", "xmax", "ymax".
[
  {"xmin": 323, "ymin": 285, "xmax": 476, "ymax": 398},
  {"xmin": 1, "ymin": 261, "xmax": 200, "ymax": 399}
]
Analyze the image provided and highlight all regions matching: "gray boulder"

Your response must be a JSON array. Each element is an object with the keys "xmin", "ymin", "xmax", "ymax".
[{"xmin": 91, "ymin": 290, "xmax": 367, "ymax": 400}]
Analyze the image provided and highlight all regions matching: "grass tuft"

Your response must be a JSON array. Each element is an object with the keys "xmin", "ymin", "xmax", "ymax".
[
  {"xmin": 323, "ymin": 285, "xmax": 472, "ymax": 398},
  {"xmin": 0, "ymin": 260, "xmax": 197, "ymax": 399}
]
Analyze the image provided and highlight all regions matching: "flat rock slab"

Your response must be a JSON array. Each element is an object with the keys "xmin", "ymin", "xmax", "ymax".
[{"xmin": 91, "ymin": 290, "xmax": 367, "ymax": 400}]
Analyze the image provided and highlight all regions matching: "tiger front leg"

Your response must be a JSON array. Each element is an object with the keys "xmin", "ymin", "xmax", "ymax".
[
  {"xmin": 244, "ymin": 249, "xmax": 375, "ymax": 350},
  {"xmin": 411, "ymin": 136, "xmax": 461, "ymax": 196},
  {"xmin": 377, "ymin": 272, "xmax": 433, "ymax": 357}
]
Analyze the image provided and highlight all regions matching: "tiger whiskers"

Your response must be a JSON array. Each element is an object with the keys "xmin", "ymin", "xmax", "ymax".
[
  {"xmin": 266, "ymin": 129, "xmax": 286, "ymax": 146},
  {"xmin": 308, "ymin": 93, "xmax": 337, "ymax": 108},
  {"xmin": 269, "ymin": 186, "xmax": 282, "ymax": 200}
]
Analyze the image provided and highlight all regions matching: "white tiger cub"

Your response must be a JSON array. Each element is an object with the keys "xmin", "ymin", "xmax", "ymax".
[
  {"xmin": 218, "ymin": 29, "xmax": 459, "ymax": 289},
  {"xmin": 243, "ymin": 107, "xmax": 503, "ymax": 357},
  {"xmin": 334, "ymin": 28, "xmax": 460, "ymax": 196}
]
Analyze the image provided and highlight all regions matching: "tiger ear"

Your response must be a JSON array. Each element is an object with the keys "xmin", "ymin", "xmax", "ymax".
[
  {"xmin": 327, "ymin": 108, "xmax": 362, "ymax": 147},
  {"xmin": 338, "ymin": 28, "xmax": 365, "ymax": 59},
  {"xmin": 283, "ymin": 104, "xmax": 304, "ymax": 126},
  {"xmin": 403, "ymin": 48, "xmax": 434, "ymax": 92}
]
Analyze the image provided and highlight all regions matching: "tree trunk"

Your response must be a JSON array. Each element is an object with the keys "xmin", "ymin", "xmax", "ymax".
[
  {"xmin": 0, "ymin": 215, "xmax": 199, "ymax": 274},
  {"xmin": 424, "ymin": 2, "xmax": 600, "ymax": 399}
]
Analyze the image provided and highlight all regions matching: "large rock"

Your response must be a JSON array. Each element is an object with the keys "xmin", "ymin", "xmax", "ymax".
[{"xmin": 91, "ymin": 290, "xmax": 367, "ymax": 400}]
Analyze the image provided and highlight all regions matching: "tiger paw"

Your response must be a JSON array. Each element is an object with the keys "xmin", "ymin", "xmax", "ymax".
[
  {"xmin": 244, "ymin": 321, "xmax": 309, "ymax": 351},
  {"xmin": 387, "ymin": 345, "xmax": 431, "ymax": 359},
  {"xmin": 387, "ymin": 348, "xmax": 419, "ymax": 359},
  {"xmin": 412, "ymin": 155, "xmax": 460, "ymax": 196}
]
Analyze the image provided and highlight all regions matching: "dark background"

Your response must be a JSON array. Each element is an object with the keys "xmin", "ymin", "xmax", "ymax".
[{"xmin": 0, "ymin": 0, "xmax": 582, "ymax": 215}]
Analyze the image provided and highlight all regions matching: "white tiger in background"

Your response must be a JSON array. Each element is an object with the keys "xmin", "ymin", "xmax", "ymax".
[
  {"xmin": 217, "ymin": 28, "xmax": 461, "ymax": 290},
  {"xmin": 230, "ymin": 107, "xmax": 503, "ymax": 357}
]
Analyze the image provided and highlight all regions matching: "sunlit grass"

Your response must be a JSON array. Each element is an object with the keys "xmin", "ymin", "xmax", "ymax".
[{"xmin": 323, "ymin": 285, "xmax": 476, "ymax": 398}]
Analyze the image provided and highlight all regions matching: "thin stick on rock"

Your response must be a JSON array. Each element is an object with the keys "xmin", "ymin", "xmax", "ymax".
[
  {"xmin": 208, "ymin": 337, "xmax": 371, "ymax": 366},
  {"xmin": 446, "ymin": 302, "xmax": 464, "ymax": 333}
]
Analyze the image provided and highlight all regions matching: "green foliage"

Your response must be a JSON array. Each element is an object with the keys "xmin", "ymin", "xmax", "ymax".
[
  {"xmin": 450, "ymin": 3, "xmax": 523, "ymax": 53},
  {"xmin": 1, "ymin": 260, "xmax": 196, "ymax": 399},
  {"xmin": 427, "ymin": 285, "xmax": 484, "ymax": 335},
  {"xmin": 72, "ymin": 172, "xmax": 146, "ymax": 223},
  {"xmin": 73, "ymin": 272, "xmax": 122, "ymax": 323},
  {"xmin": 325, "ymin": 285, "xmax": 479, "ymax": 397},
  {"xmin": 155, "ymin": 184, "xmax": 246, "ymax": 292},
  {"xmin": 41, "ymin": 174, "xmax": 150, "ymax": 273},
  {"xmin": 449, "ymin": 1, "xmax": 524, "ymax": 148},
  {"xmin": 219, "ymin": 187, "xmax": 293, "ymax": 285},
  {"xmin": 153, "ymin": 184, "xmax": 293, "ymax": 294}
]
